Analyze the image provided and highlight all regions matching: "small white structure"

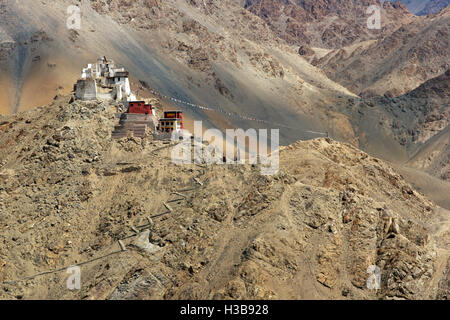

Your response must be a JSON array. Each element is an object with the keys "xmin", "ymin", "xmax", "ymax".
[{"xmin": 75, "ymin": 56, "xmax": 136, "ymax": 103}]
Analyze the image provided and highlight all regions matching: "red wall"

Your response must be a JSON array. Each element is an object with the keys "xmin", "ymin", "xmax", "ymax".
[{"xmin": 128, "ymin": 102, "xmax": 153, "ymax": 115}]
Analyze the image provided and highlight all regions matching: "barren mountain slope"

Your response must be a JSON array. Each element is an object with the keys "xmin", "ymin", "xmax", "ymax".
[
  {"xmin": 407, "ymin": 125, "xmax": 450, "ymax": 181},
  {"xmin": 0, "ymin": 0, "xmax": 360, "ymax": 145},
  {"xmin": 315, "ymin": 7, "xmax": 449, "ymax": 97},
  {"xmin": 0, "ymin": 97, "xmax": 448, "ymax": 300},
  {"xmin": 367, "ymin": 69, "xmax": 449, "ymax": 149},
  {"xmin": 1, "ymin": 0, "xmax": 448, "ymax": 162},
  {"xmin": 342, "ymin": 69, "xmax": 449, "ymax": 182},
  {"xmin": 242, "ymin": 0, "xmax": 415, "ymax": 49}
]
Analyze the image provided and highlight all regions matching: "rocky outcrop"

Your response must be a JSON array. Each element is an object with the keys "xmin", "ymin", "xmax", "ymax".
[
  {"xmin": 298, "ymin": 45, "xmax": 314, "ymax": 56},
  {"xmin": 0, "ymin": 99, "xmax": 447, "ymax": 300}
]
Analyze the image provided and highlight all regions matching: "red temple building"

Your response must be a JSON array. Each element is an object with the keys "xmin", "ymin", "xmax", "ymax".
[{"xmin": 128, "ymin": 101, "xmax": 154, "ymax": 115}]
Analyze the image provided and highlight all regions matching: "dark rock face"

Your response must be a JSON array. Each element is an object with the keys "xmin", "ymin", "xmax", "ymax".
[{"xmin": 298, "ymin": 45, "xmax": 314, "ymax": 56}]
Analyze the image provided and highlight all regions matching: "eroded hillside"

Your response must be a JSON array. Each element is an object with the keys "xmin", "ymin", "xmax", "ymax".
[
  {"xmin": 244, "ymin": 0, "xmax": 414, "ymax": 48},
  {"xmin": 1, "ymin": 0, "xmax": 448, "ymax": 169},
  {"xmin": 315, "ymin": 7, "xmax": 449, "ymax": 97},
  {"xmin": 0, "ymin": 97, "xmax": 448, "ymax": 300}
]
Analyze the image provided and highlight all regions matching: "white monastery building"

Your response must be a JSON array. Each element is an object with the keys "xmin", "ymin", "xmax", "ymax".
[{"xmin": 75, "ymin": 56, "xmax": 136, "ymax": 103}]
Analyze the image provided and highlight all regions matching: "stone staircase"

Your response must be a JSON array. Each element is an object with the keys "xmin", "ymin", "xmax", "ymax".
[{"xmin": 112, "ymin": 113, "xmax": 157, "ymax": 139}]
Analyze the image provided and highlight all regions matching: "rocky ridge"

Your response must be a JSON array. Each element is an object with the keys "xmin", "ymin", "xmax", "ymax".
[{"xmin": 0, "ymin": 96, "xmax": 448, "ymax": 300}]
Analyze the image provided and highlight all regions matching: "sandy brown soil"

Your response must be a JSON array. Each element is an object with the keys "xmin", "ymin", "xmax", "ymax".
[{"xmin": 0, "ymin": 96, "xmax": 448, "ymax": 300}]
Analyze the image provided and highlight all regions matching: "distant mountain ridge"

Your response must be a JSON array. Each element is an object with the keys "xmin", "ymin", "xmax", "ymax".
[
  {"xmin": 314, "ymin": 6, "xmax": 449, "ymax": 97},
  {"xmin": 393, "ymin": 0, "xmax": 450, "ymax": 15},
  {"xmin": 243, "ymin": 0, "xmax": 414, "ymax": 49},
  {"xmin": 0, "ymin": 0, "xmax": 448, "ymax": 183}
]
